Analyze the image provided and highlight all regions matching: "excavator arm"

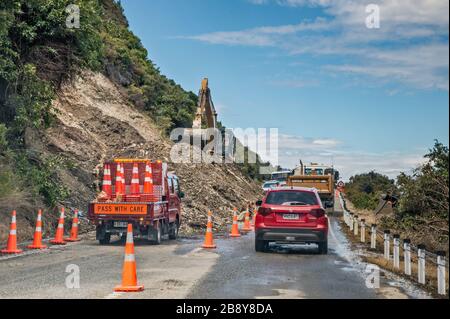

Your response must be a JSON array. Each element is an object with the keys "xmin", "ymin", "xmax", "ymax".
[{"xmin": 192, "ymin": 78, "xmax": 217, "ymax": 129}]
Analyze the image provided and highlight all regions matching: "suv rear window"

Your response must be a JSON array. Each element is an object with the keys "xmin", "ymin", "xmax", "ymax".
[{"xmin": 266, "ymin": 191, "xmax": 318, "ymax": 206}]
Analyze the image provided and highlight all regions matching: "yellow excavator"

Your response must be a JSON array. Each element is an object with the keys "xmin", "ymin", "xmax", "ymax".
[{"xmin": 192, "ymin": 78, "xmax": 218, "ymax": 130}]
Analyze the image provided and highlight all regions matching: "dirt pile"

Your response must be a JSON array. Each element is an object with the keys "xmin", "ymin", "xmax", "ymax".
[{"xmin": 6, "ymin": 71, "xmax": 262, "ymax": 240}]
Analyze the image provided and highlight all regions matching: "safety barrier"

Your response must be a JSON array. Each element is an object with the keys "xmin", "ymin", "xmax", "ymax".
[
  {"xmin": 1, "ymin": 207, "xmax": 82, "ymax": 255},
  {"xmin": 339, "ymin": 192, "xmax": 448, "ymax": 296}
]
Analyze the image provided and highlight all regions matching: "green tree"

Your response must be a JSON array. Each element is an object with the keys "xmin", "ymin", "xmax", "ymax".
[
  {"xmin": 345, "ymin": 171, "xmax": 396, "ymax": 210},
  {"xmin": 397, "ymin": 140, "xmax": 449, "ymax": 218}
]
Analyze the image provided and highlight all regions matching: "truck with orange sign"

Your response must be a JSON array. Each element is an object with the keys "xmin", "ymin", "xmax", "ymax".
[{"xmin": 88, "ymin": 159, "xmax": 184, "ymax": 245}]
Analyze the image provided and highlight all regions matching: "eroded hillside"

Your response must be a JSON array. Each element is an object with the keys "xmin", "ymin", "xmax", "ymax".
[{"xmin": 26, "ymin": 71, "xmax": 262, "ymax": 236}]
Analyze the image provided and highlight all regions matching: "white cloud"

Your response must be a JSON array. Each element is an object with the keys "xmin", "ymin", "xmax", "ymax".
[
  {"xmin": 273, "ymin": 134, "xmax": 426, "ymax": 180},
  {"xmin": 235, "ymin": 131, "xmax": 426, "ymax": 180},
  {"xmin": 185, "ymin": 0, "xmax": 449, "ymax": 91}
]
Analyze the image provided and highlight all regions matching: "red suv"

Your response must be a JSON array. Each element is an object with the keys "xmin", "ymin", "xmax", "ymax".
[{"xmin": 255, "ymin": 187, "xmax": 328, "ymax": 254}]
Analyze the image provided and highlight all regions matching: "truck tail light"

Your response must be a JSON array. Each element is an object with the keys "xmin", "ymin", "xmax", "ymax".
[
  {"xmin": 309, "ymin": 208, "xmax": 325, "ymax": 218},
  {"xmin": 258, "ymin": 207, "xmax": 272, "ymax": 216}
]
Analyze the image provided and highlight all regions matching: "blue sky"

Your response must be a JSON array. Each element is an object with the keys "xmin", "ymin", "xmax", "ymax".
[{"xmin": 120, "ymin": 0, "xmax": 449, "ymax": 179}]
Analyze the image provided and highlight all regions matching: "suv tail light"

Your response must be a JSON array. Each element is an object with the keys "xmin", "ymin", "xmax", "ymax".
[
  {"xmin": 309, "ymin": 208, "xmax": 326, "ymax": 218},
  {"xmin": 258, "ymin": 207, "xmax": 272, "ymax": 216}
]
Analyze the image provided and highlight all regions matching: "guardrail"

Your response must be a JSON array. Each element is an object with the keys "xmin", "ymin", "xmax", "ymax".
[{"xmin": 339, "ymin": 192, "xmax": 448, "ymax": 296}]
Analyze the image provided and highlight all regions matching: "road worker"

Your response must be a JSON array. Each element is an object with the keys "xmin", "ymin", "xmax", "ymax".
[{"xmin": 92, "ymin": 162, "xmax": 103, "ymax": 193}]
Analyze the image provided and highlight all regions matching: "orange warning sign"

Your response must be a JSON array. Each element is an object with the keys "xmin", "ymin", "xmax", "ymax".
[{"xmin": 94, "ymin": 204, "xmax": 148, "ymax": 215}]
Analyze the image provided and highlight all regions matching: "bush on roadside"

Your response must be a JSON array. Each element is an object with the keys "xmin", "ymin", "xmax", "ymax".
[{"xmin": 345, "ymin": 171, "xmax": 396, "ymax": 210}]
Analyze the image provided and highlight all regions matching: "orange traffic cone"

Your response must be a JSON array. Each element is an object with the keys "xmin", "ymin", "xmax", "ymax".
[
  {"xmin": 28, "ymin": 209, "xmax": 47, "ymax": 249},
  {"xmin": 51, "ymin": 207, "xmax": 67, "ymax": 245},
  {"xmin": 202, "ymin": 211, "xmax": 216, "ymax": 249},
  {"xmin": 102, "ymin": 164, "xmax": 112, "ymax": 198},
  {"xmin": 114, "ymin": 224, "xmax": 144, "ymax": 292},
  {"xmin": 242, "ymin": 208, "xmax": 252, "ymax": 232},
  {"xmin": 115, "ymin": 163, "xmax": 123, "ymax": 196},
  {"xmin": 251, "ymin": 210, "xmax": 257, "ymax": 228},
  {"xmin": 1, "ymin": 210, "xmax": 23, "ymax": 254},
  {"xmin": 65, "ymin": 209, "xmax": 80, "ymax": 242},
  {"xmin": 229, "ymin": 208, "xmax": 241, "ymax": 238},
  {"xmin": 130, "ymin": 163, "xmax": 140, "ymax": 195},
  {"xmin": 120, "ymin": 164, "xmax": 126, "ymax": 194},
  {"xmin": 143, "ymin": 162, "xmax": 154, "ymax": 194}
]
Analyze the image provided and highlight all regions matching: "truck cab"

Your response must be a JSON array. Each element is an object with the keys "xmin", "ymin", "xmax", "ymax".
[
  {"xmin": 289, "ymin": 161, "xmax": 337, "ymax": 208},
  {"xmin": 88, "ymin": 159, "xmax": 184, "ymax": 245}
]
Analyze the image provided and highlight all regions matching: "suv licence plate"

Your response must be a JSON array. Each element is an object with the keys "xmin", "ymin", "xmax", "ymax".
[
  {"xmin": 114, "ymin": 221, "xmax": 128, "ymax": 228},
  {"xmin": 283, "ymin": 214, "xmax": 300, "ymax": 220}
]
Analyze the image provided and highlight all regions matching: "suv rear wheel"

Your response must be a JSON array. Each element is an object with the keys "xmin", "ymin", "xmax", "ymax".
[
  {"xmin": 255, "ymin": 239, "xmax": 268, "ymax": 252},
  {"xmin": 318, "ymin": 240, "xmax": 328, "ymax": 254}
]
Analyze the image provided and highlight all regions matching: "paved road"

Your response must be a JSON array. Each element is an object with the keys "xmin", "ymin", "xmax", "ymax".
[
  {"xmin": 0, "ymin": 221, "xmax": 416, "ymax": 299},
  {"xmin": 0, "ymin": 233, "xmax": 218, "ymax": 299},
  {"xmin": 0, "ymin": 207, "xmax": 424, "ymax": 299},
  {"xmin": 187, "ymin": 217, "xmax": 381, "ymax": 299}
]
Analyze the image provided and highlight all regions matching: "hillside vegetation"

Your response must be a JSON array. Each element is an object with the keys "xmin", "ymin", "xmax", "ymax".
[
  {"xmin": 0, "ymin": 0, "xmax": 263, "ymax": 241},
  {"xmin": 345, "ymin": 141, "xmax": 449, "ymax": 252},
  {"xmin": 0, "ymin": 0, "xmax": 199, "ymax": 208}
]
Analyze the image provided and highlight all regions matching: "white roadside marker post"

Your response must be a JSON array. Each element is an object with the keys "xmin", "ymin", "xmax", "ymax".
[
  {"xmin": 349, "ymin": 213, "xmax": 354, "ymax": 232},
  {"xmin": 370, "ymin": 224, "xmax": 377, "ymax": 250},
  {"xmin": 354, "ymin": 215, "xmax": 359, "ymax": 236},
  {"xmin": 403, "ymin": 239, "xmax": 411, "ymax": 276},
  {"xmin": 360, "ymin": 219, "xmax": 366, "ymax": 243},
  {"xmin": 437, "ymin": 251, "xmax": 446, "ymax": 296},
  {"xmin": 383, "ymin": 230, "xmax": 390, "ymax": 261},
  {"xmin": 393, "ymin": 234, "xmax": 400, "ymax": 269},
  {"xmin": 418, "ymin": 244, "xmax": 426, "ymax": 285}
]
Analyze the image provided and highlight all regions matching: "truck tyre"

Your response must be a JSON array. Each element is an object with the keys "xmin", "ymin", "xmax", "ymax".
[
  {"xmin": 255, "ymin": 239, "xmax": 268, "ymax": 252},
  {"xmin": 318, "ymin": 240, "xmax": 328, "ymax": 255},
  {"xmin": 149, "ymin": 222, "xmax": 162, "ymax": 245},
  {"xmin": 99, "ymin": 233, "xmax": 111, "ymax": 245},
  {"xmin": 168, "ymin": 221, "xmax": 179, "ymax": 240}
]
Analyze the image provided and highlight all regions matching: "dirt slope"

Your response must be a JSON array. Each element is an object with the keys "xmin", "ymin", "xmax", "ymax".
[{"xmin": 15, "ymin": 71, "xmax": 262, "ymax": 238}]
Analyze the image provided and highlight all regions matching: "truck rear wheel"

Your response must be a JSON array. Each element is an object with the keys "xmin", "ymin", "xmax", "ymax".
[
  {"xmin": 168, "ymin": 221, "xmax": 179, "ymax": 240},
  {"xmin": 149, "ymin": 222, "xmax": 162, "ymax": 245},
  {"xmin": 99, "ymin": 233, "xmax": 111, "ymax": 245}
]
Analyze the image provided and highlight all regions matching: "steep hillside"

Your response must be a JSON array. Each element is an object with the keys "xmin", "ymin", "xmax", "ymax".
[
  {"xmin": 0, "ymin": 0, "xmax": 262, "ymax": 241},
  {"xmin": 44, "ymin": 71, "xmax": 262, "ymax": 233}
]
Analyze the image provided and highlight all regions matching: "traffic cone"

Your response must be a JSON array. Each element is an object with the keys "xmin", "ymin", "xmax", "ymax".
[
  {"xmin": 143, "ymin": 162, "xmax": 154, "ymax": 194},
  {"xmin": 229, "ymin": 208, "xmax": 241, "ymax": 238},
  {"xmin": 51, "ymin": 207, "xmax": 67, "ymax": 245},
  {"xmin": 202, "ymin": 211, "xmax": 216, "ymax": 249},
  {"xmin": 115, "ymin": 163, "xmax": 123, "ymax": 196},
  {"xmin": 1, "ymin": 210, "xmax": 23, "ymax": 254},
  {"xmin": 242, "ymin": 208, "xmax": 252, "ymax": 232},
  {"xmin": 114, "ymin": 224, "xmax": 144, "ymax": 292},
  {"xmin": 65, "ymin": 209, "xmax": 80, "ymax": 242},
  {"xmin": 102, "ymin": 164, "xmax": 112, "ymax": 198},
  {"xmin": 121, "ymin": 164, "xmax": 126, "ymax": 194},
  {"xmin": 130, "ymin": 163, "xmax": 140, "ymax": 195},
  {"xmin": 28, "ymin": 209, "xmax": 47, "ymax": 249}
]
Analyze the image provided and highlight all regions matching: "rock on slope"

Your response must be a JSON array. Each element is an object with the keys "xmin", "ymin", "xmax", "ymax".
[{"xmin": 24, "ymin": 70, "xmax": 262, "ymax": 236}]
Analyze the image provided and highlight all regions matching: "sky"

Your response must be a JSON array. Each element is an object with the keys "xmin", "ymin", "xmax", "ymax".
[{"xmin": 120, "ymin": 0, "xmax": 449, "ymax": 180}]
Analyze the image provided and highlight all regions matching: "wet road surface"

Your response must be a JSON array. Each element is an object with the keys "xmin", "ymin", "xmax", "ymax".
[
  {"xmin": 187, "ymin": 217, "xmax": 380, "ymax": 299},
  {"xmin": 0, "ymin": 213, "xmax": 425, "ymax": 299}
]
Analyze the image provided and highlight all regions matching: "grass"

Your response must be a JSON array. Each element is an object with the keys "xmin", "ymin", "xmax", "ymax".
[{"xmin": 339, "ymin": 216, "xmax": 449, "ymax": 298}]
